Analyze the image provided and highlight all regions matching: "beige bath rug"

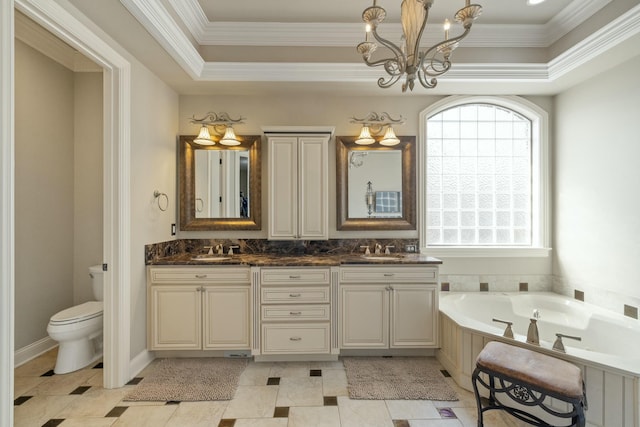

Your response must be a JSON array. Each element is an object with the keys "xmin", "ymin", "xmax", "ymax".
[
  {"xmin": 342, "ymin": 357, "xmax": 458, "ymax": 401},
  {"xmin": 124, "ymin": 357, "xmax": 248, "ymax": 402}
]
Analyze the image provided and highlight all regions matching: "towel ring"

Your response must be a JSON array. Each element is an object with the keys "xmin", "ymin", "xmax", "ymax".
[{"xmin": 153, "ymin": 190, "xmax": 169, "ymax": 212}]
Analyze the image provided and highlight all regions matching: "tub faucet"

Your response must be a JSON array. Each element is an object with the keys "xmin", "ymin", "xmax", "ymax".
[
  {"xmin": 492, "ymin": 318, "xmax": 514, "ymax": 339},
  {"xmin": 374, "ymin": 243, "xmax": 382, "ymax": 254},
  {"xmin": 527, "ymin": 318, "xmax": 539, "ymax": 345},
  {"xmin": 532, "ymin": 309, "xmax": 541, "ymax": 319},
  {"xmin": 552, "ymin": 333, "xmax": 582, "ymax": 353},
  {"xmin": 215, "ymin": 244, "xmax": 224, "ymax": 255}
]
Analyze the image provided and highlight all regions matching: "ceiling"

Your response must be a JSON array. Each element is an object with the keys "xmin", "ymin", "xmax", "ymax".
[{"xmin": 25, "ymin": 0, "xmax": 640, "ymax": 95}]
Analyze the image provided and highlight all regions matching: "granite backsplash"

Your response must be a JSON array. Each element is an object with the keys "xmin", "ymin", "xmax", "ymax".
[{"xmin": 145, "ymin": 238, "xmax": 419, "ymax": 264}]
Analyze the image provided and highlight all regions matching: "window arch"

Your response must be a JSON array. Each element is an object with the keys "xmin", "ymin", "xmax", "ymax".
[{"xmin": 419, "ymin": 96, "xmax": 550, "ymax": 255}]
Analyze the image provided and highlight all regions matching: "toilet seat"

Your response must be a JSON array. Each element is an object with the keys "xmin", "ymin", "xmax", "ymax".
[{"xmin": 50, "ymin": 301, "xmax": 103, "ymax": 326}]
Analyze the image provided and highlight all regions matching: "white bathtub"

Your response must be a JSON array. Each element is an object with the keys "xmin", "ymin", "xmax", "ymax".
[{"xmin": 437, "ymin": 292, "xmax": 640, "ymax": 427}]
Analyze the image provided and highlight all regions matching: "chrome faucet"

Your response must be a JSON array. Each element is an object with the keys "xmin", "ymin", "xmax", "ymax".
[
  {"xmin": 384, "ymin": 245, "xmax": 395, "ymax": 255},
  {"xmin": 360, "ymin": 245, "xmax": 371, "ymax": 255},
  {"xmin": 227, "ymin": 245, "xmax": 239, "ymax": 255},
  {"xmin": 532, "ymin": 309, "xmax": 541, "ymax": 319},
  {"xmin": 203, "ymin": 246, "xmax": 214, "ymax": 255},
  {"xmin": 215, "ymin": 244, "xmax": 224, "ymax": 255},
  {"xmin": 527, "ymin": 318, "xmax": 539, "ymax": 345},
  {"xmin": 374, "ymin": 243, "xmax": 382, "ymax": 254}
]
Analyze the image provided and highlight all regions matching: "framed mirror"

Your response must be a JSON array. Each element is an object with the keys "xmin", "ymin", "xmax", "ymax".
[
  {"xmin": 336, "ymin": 135, "xmax": 416, "ymax": 230},
  {"xmin": 179, "ymin": 135, "xmax": 262, "ymax": 230}
]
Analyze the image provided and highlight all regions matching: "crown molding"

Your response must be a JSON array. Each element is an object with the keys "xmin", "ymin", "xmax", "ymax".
[
  {"xmin": 123, "ymin": 0, "xmax": 639, "ymax": 86},
  {"xmin": 169, "ymin": 0, "xmax": 609, "ymax": 48},
  {"xmin": 548, "ymin": 2, "xmax": 640, "ymax": 80},
  {"xmin": 119, "ymin": 0, "xmax": 204, "ymax": 79}
]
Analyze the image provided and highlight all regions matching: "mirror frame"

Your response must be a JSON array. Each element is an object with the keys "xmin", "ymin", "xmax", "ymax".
[
  {"xmin": 179, "ymin": 135, "xmax": 262, "ymax": 230},
  {"xmin": 336, "ymin": 135, "xmax": 416, "ymax": 230}
]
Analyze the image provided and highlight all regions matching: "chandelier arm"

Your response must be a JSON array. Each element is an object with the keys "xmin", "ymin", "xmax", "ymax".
[
  {"xmin": 421, "ymin": 26, "xmax": 471, "ymax": 62},
  {"xmin": 369, "ymin": 28, "xmax": 406, "ymax": 71},
  {"xmin": 416, "ymin": 71, "xmax": 438, "ymax": 89},
  {"xmin": 377, "ymin": 73, "xmax": 403, "ymax": 89}
]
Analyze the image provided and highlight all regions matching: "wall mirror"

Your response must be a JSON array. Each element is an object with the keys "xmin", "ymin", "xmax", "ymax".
[
  {"xmin": 179, "ymin": 135, "xmax": 261, "ymax": 230},
  {"xmin": 336, "ymin": 135, "xmax": 416, "ymax": 230}
]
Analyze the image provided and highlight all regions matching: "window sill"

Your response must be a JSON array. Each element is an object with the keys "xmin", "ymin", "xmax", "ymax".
[{"xmin": 420, "ymin": 247, "xmax": 552, "ymax": 258}]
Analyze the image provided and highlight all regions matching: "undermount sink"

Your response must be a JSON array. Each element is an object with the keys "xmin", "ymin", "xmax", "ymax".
[
  {"xmin": 191, "ymin": 255, "xmax": 231, "ymax": 261},
  {"xmin": 360, "ymin": 255, "xmax": 404, "ymax": 260}
]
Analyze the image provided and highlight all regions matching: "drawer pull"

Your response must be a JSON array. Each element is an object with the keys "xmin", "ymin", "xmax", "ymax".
[
  {"xmin": 383, "ymin": 273, "xmax": 395, "ymax": 277},
  {"xmin": 289, "ymin": 275, "xmax": 301, "ymax": 279},
  {"xmin": 289, "ymin": 293, "xmax": 302, "ymax": 297},
  {"xmin": 289, "ymin": 311, "xmax": 302, "ymax": 315},
  {"xmin": 195, "ymin": 274, "xmax": 207, "ymax": 279},
  {"xmin": 289, "ymin": 336, "xmax": 302, "ymax": 341}
]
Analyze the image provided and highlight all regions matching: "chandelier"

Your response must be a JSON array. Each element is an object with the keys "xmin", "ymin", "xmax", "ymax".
[{"xmin": 357, "ymin": 0, "xmax": 482, "ymax": 92}]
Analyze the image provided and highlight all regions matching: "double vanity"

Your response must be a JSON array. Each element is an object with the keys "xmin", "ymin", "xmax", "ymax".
[{"xmin": 146, "ymin": 252, "xmax": 441, "ymax": 361}]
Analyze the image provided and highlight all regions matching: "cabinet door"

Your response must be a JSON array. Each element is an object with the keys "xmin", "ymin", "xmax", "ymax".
[
  {"xmin": 390, "ymin": 285, "xmax": 437, "ymax": 348},
  {"xmin": 268, "ymin": 137, "xmax": 298, "ymax": 239},
  {"xmin": 298, "ymin": 137, "xmax": 328, "ymax": 239},
  {"xmin": 203, "ymin": 286, "xmax": 250, "ymax": 349},
  {"xmin": 340, "ymin": 285, "xmax": 389, "ymax": 348},
  {"xmin": 149, "ymin": 285, "xmax": 201, "ymax": 350}
]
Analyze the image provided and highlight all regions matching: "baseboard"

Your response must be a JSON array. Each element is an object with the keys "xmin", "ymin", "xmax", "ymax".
[
  {"xmin": 14, "ymin": 337, "xmax": 57, "ymax": 367},
  {"xmin": 129, "ymin": 349, "xmax": 155, "ymax": 379}
]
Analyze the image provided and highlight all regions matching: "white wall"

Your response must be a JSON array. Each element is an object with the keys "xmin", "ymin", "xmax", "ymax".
[
  {"xmin": 554, "ymin": 55, "xmax": 640, "ymax": 312},
  {"xmin": 73, "ymin": 72, "xmax": 103, "ymax": 304},
  {"xmin": 14, "ymin": 39, "xmax": 75, "ymax": 349}
]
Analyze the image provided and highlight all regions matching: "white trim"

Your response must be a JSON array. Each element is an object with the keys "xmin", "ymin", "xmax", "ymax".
[
  {"xmin": 14, "ymin": 337, "xmax": 57, "ymax": 368},
  {"xmin": 14, "ymin": 13, "xmax": 102, "ymax": 72},
  {"xmin": 168, "ymin": 0, "xmax": 610, "ymax": 48},
  {"xmin": 16, "ymin": 0, "xmax": 132, "ymax": 389},
  {"xmin": 424, "ymin": 247, "xmax": 552, "ymax": 258},
  {"xmin": 418, "ymin": 95, "xmax": 551, "ymax": 255},
  {"xmin": 129, "ymin": 349, "xmax": 155, "ymax": 379},
  {"xmin": 0, "ymin": 2, "xmax": 15, "ymax": 426}
]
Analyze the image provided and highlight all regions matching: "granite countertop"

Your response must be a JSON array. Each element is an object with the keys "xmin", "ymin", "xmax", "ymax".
[{"xmin": 147, "ymin": 252, "xmax": 442, "ymax": 266}]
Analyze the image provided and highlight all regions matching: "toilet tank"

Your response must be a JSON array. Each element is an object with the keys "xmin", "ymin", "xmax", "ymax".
[{"xmin": 89, "ymin": 265, "xmax": 104, "ymax": 301}]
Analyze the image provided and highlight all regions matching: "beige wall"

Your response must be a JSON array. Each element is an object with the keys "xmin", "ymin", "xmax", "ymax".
[
  {"xmin": 15, "ymin": 40, "xmax": 75, "ymax": 349},
  {"xmin": 73, "ymin": 72, "xmax": 103, "ymax": 305},
  {"xmin": 178, "ymin": 94, "xmax": 554, "ymax": 277},
  {"xmin": 128, "ymin": 60, "xmax": 180, "ymax": 358},
  {"xmin": 554, "ymin": 55, "xmax": 640, "ymax": 311}
]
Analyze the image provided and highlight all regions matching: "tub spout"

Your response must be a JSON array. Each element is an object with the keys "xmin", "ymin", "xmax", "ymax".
[
  {"xmin": 552, "ymin": 333, "xmax": 582, "ymax": 353},
  {"xmin": 492, "ymin": 318, "xmax": 514, "ymax": 339},
  {"xmin": 527, "ymin": 318, "xmax": 539, "ymax": 345}
]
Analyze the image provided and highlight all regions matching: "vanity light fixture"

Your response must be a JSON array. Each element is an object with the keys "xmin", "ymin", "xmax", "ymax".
[
  {"xmin": 357, "ymin": 0, "xmax": 482, "ymax": 92},
  {"xmin": 351, "ymin": 112, "xmax": 405, "ymax": 146},
  {"xmin": 190, "ymin": 112, "xmax": 245, "ymax": 146}
]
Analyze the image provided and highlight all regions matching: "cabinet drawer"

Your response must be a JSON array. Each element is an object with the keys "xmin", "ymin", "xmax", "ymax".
[
  {"xmin": 261, "ymin": 304, "xmax": 330, "ymax": 322},
  {"xmin": 340, "ymin": 267, "xmax": 437, "ymax": 283},
  {"xmin": 261, "ymin": 287, "xmax": 330, "ymax": 304},
  {"xmin": 262, "ymin": 324, "xmax": 330, "ymax": 354},
  {"xmin": 261, "ymin": 268, "xmax": 330, "ymax": 285},
  {"xmin": 149, "ymin": 267, "xmax": 250, "ymax": 284}
]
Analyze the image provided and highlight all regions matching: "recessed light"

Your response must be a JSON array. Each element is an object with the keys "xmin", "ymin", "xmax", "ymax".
[{"xmin": 526, "ymin": 0, "xmax": 546, "ymax": 5}]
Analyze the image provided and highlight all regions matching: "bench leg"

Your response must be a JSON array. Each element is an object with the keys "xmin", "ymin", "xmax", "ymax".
[{"xmin": 471, "ymin": 368, "xmax": 485, "ymax": 427}]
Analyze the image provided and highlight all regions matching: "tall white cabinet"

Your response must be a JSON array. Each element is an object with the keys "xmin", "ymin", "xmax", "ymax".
[{"xmin": 267, "ymin": 134, "xmax": 330, "ymax": 240}]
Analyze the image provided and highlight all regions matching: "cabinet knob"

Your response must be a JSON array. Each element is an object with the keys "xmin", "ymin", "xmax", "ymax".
[
  {"xmin": 289, "ymin": 293, "xmax": 301, "ymax": 297},
  {"xmin": 289, "ymin": 336, "xmax": 302, "ymax": 341}
]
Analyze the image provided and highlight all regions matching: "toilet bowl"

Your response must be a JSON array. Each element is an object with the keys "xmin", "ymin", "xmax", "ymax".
[{"xmin": 47, "ymin": 265, "xmax": 104, "ymax": 374}]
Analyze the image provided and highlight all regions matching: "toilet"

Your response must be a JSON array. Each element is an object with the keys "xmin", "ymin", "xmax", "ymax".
[{"xmin": 47, "ymin": 265, "xmax": 104, "ymax": 374}]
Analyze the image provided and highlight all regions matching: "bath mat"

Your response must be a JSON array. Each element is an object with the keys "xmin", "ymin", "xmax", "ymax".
[
  {"xmin": 342, "ymin": 357, "xmax": 458, "ymax": 401},
  {"xmin": 124, "ymin": 357, "xmax": 248, "ymax": 402}
]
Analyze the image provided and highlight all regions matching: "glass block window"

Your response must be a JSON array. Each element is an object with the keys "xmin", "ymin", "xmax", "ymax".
[{"xmin": 426, "ymin": 103, "xmax": 532, "ymax": 246}]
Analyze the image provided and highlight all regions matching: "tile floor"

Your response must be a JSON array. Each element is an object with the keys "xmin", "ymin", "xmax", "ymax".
[{"xmin": 14, "ymin": 349, "xmax": 521, "ymax": 427}]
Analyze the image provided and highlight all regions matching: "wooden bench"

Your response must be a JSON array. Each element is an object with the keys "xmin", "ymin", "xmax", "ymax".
[{"xmin": 472, "ymin": 341, "xmax": 587, "ymax": 427}]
